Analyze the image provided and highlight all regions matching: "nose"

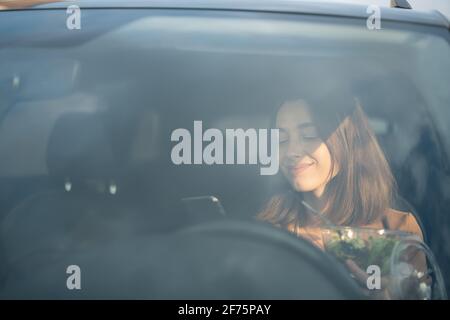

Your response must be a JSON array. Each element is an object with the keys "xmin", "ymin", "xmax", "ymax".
[{"xmin": 285, "ymin": 137, "xmax": 307, "ymax": 160}]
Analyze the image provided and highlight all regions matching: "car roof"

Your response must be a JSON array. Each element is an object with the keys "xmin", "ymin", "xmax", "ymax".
[{"xmin": 4, "ymin": 0, "xmax": 450, "ymax": 29}]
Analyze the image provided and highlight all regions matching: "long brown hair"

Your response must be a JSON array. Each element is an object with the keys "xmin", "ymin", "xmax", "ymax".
[{"xmin": 257, "ymin": 94, "xmax": 396, "ymax": 229}]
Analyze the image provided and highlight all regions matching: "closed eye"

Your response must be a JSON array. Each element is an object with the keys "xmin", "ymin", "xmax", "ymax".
[
  {"xmin": 301, "ymin": 134, "xmax": 319, "ymax": 140},
  {"xmin": 278, "ymin": 128, "xmax": 288, "ymax": 144},
  {"xmin": 299, "ymin": 125, "xmax": 319, "ymax": 140}
]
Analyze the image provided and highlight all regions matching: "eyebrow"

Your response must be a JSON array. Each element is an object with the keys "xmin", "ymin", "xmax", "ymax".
[{"xmin": 277, "ymin": 122, "xmax": 316, "ymax": 131}]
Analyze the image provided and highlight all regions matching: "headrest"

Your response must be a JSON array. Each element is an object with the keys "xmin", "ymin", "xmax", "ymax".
[{"xmin": 46, "ymin": 112, "xmax": 116, "ymax": 180}]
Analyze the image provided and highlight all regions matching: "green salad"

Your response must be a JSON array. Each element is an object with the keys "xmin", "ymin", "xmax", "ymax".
[{"xmin": 325, "ymin": 232, "xmax": 398, "ymax": 275}]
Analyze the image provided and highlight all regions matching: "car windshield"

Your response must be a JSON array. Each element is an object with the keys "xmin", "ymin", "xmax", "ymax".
[{"xmin": 0, "ymin": 8, "xmax": 449, "ymax": 299}]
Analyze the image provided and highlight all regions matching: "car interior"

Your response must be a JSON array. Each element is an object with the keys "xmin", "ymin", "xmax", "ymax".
[{"xmin": 0, "ymin": 10, "xmax": 449, "ymax": 297}]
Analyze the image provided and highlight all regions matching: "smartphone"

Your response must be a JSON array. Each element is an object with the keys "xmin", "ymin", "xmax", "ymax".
[{"xmin": 181, "ymin": 195, "xmax": 226, "ymax": 224}]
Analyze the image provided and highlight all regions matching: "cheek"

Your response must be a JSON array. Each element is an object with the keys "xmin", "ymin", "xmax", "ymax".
[
  {"xmin": 279, "ymin": 149, "xmax": 288, "ymax": 166},
  {"xmin": 311, "ymin": 144, "xmax": 333, "ymax": 176}
]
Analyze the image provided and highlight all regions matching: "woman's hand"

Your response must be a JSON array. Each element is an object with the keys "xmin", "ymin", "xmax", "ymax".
[{"xmin": 344, "ymin": 259, "xmax": 392, "ymax": 300}]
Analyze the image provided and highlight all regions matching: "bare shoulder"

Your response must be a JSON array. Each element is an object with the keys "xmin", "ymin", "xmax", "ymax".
[{"xmin": 384, "ymin": 208, "xmax": 424, "ymax": 241}]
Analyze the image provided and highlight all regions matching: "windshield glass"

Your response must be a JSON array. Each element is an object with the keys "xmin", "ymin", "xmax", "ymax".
[{"xmin": 0, "ymin": 9, "xmax": 449, "ymax": 299}]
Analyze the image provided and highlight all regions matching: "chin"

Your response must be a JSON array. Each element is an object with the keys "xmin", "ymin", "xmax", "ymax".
[{"xmin": 291, "ymin": 179, "xmax": 319, "ymax": 193}]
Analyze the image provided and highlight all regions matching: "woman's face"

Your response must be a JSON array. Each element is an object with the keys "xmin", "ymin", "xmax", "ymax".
[{"xmin": 276, "ymin": 100, "xmax": 338, "ymax": 197}]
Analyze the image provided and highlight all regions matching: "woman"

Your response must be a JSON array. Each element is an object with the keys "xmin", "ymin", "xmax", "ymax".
[{"xmin": 257, "ymin": 94, "xmax": 425, "ymax": 298}]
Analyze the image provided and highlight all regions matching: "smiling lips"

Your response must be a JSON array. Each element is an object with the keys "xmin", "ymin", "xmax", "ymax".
[{"xmin": 288, "ymin": 162, "xmax": 314, "ymax": 175}]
